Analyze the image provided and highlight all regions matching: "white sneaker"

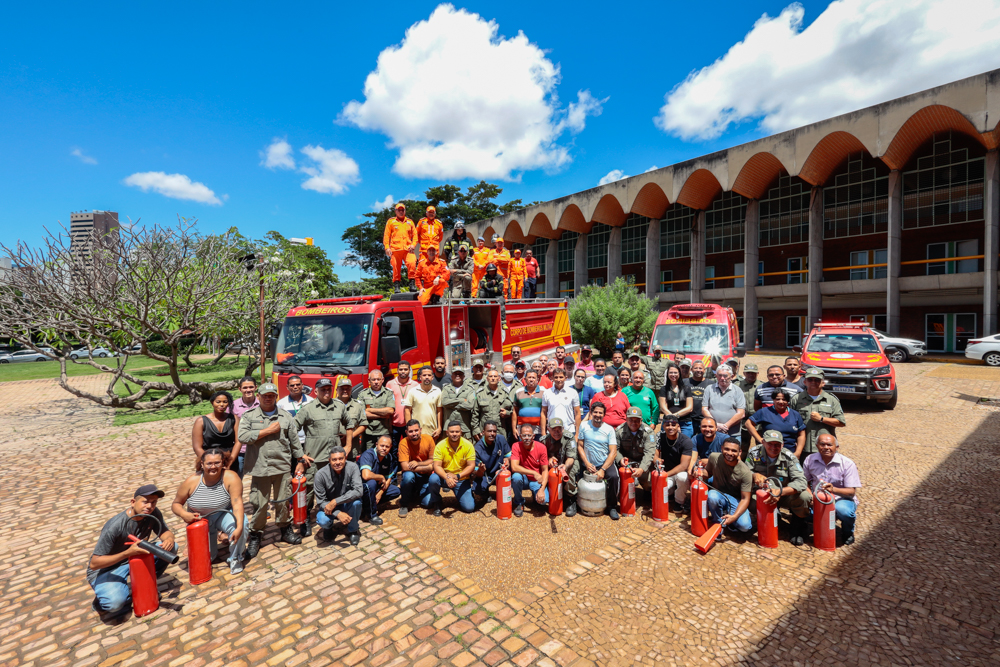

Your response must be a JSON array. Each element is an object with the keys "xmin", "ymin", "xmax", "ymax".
[{"xmin": 229, "ymin": 560, "xmax": 244, "ymax": 575}]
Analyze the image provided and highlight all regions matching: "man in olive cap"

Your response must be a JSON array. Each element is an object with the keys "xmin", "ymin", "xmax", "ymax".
[
  {"xmin": 441, "ymin": 367, "xmax": 476, "ymax": 438},
  {"xmin": 469, "ymin": 358, "xmax": 487, "ymax": 390},
  {"xmin": 746, "ymin": 430, "xmax": 812, "ymax": 545},
  {"xmin": 737, "ymin": 363, "xmax": 762, "ymax": 456},
  {"xmin": 790, "ymin": 368, "xmax": 845, "ymax": 462}
]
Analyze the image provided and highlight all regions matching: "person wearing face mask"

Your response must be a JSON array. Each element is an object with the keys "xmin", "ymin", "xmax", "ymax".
[
  {"xmin": 745, "ymin": 388, "xmax": 806, "ymax": 458},
  {"xmin": 746, "ymin": 431, "xmax": 813, "ymax": 546},
  {"xmin": 472, "ymin": 369, "xmax": 514, "ymax": 441},
  {"xmin": 501, "ymin": 363, "xmax": 523, "ymax": 398},
  {"xmin": 695, "ymin": 437, "xmax": 753, "ymax": 538}
]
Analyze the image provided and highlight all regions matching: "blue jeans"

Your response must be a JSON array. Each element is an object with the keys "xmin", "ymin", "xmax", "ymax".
[
  {"xmin": 362, "ymin": 479, "xmax": 401, "ymax": 518},
  {"xmin": 427, "ymin": 474, "xmax": 475, "ymax": 513},
  {"xmin": 236, "ymin": 452, "xmax": 246, "ymax": 478},
  {"xmin": 90, "ymin": 540, "xmax": 177, "ymax": 615},
  {"xmin": 510, "ymin": 473, "xmax": 545, "ymax": 508},
  {"xmin": 400, "ymin": 471, "xmax": 434, "ymax": 508},
  {"xmin": 205, "ymin": 511, "xmax": 249, "ymax": 569},
  {"xmin": 680, "ymin": 422, "xmax": 694, "ymax": 437},
  {"xmin": 706, "ymin": 489, "xmax": 752, "ymax": 532},
  {"xmin": 316, "ymin": 499, "xmax": 362, "ymax": 534},
  {"xmin": 835, "ymin": 499, "xmax": 856, "ymax": 536}
]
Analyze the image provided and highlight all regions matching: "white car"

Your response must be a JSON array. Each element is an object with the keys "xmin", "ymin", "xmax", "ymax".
[
  {"xmin": 0, "ymin": 353, "xmax": 10, "ymax": 364},
  {"xmin": 7, "ymin": 348, "xmax": 57, "ymax": 363},
  {"xmin": 872, "ymin": 330, "xmax": 927, "ymax": 363},
  {"xmin": 69, "ymin": 347, "xmax": 116, "ymax": 360},
  {"xmin": 965, "ymin": 334, "xmax": 1000, "ymax": 367}
]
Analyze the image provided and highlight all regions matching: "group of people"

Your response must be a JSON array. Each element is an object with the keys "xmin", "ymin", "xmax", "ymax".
[
  {"xmin": 89, "ymin": 344, "xmax": 862, "ymax": 618},
  {"xmin": 382, "ymin": 202, "xmax": 540, "ymax": 303}
]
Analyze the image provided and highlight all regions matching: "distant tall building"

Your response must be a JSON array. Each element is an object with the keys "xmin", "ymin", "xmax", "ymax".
[{"xmin": 69, "ymin": 210, "xmax": 119, "ymax": 269}]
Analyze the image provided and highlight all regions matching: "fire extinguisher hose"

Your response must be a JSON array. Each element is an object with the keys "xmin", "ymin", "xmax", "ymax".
[
  {"xmin": 812, "ymin": 480, "xmax": 835, "ymax": 504},
  {"xmin": 128, "ymin": 513, "xmax": 180, "ymax": 564}
]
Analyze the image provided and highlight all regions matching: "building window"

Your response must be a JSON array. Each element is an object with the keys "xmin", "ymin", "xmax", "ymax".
[
  {"xmin": 850, "ymin": 314, "xmax": 888, "ymax": 332},
  {"xmin": 927, "ymin": 240, "xmax": 979, "ymax": 275},
  {"xmin": 661, "ymin": 205, "xmax": 693, "ymax": 260},
  {"xmin": 587, "ymin": 224, "xmax": 611, "ymax": 269},
  {"xmin": 849, "ymin": 249, "xmax": 887, "ymax": 280},
  {"xmin": 787, "ymin": 257, "xmax": 806, "ymax": 284},
  {"xmin": 532, "ymin": 238, "xmax": 548, "ymax": 277},
  {"xmin": 759, "ymin": 175, "xmax": 811, "ymax": 247},
  {"xmin": 660, "ymin": 270, "xmax": 673, "ymax": 292},
  {"xmin": 736, "ymin": 316, "xmax": 764, "ymax": 347},
  {"xmin": 903, "ymin": 133, "xmax": 985, "ymax": 230},
  {"xmin": 557, "ymin": 231, "xmax": 578, "ymax": 273},
  {"xmin": 588, "ymin": 277, "xmax": 605, "ymax": 287},
  {"xmin": 786, "ymin": 316, "xmax": 806, "ymax": 349},
  {"xmin": 734, "ymin": 261, "xmax": 764, "ymax": 288},
  {"xmin": 705, "ymin": 191, "xmax": 747, "ymax": 254},
  {"xmin": 926, "ymin": 313, "xmax": 977, "ymax": 352},
  {"xmin": 823, "ymin": 153, "xmax": 889, "ymax": 239},
  {"xmin": 559, "ymin": 279, "xmax": 574, "ymax": 296},
  {"xmin": 705, "ymin": 266, "xmax": 715, "ymax": 289},
  {"xmin": 621, "ymin": 214, "xmax": 648, "ymax": 265}
]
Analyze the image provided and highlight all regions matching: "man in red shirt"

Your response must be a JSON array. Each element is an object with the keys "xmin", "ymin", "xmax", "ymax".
[
  {"xmin": 509, "ymin": 424, "xmax": 549, "ymax": 516},
  {"xmin": 523, "ymin": 248, "xmax": 540, "ymax": 299}
]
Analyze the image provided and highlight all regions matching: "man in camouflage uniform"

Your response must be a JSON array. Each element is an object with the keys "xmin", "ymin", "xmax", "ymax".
[
  {"xmin": 643, "ymin": 344, "xmax": 670, "ymax": 395},
  {"xmin": 614, "ymin": 407, "xmax": 658, "ymax": 494},
  {"xmin": 334, "ymin": 377, "xmax": 369, "ymax": 460},
  {"xmin": 790, "ymin": 368, "xmax": 846, "ymax": 462},
  {"xmin": 746, "ymin": 430, "xmax": 813, "ymax": 546},
  {"xmin": 357, "ymin": 369, "xmax": 396, "ymax": 455},
  {"xmin": 239, "ymin": 383, "xmax": 306, "ymax": 556},
  {"xmin": 441, "ymin": 367, "xmax": 477, "ymax": 438},
  {"xmin": 476, "ymin": 263, "xmax": 507, "ymax": 330},
  {"xmin": 468, "ymin": 358, "xmax": 488, "ymax": 390},
  {"xmin": 472, "ymin": 368, "xmax": 514, "ymax": 441},
  {"xmin": 737, "ymin": 363, "xmax": 763, "ymax": 456},
  {"xmin": 448, "ymin": 244, "xmax": 475, "ymax": 300},
  {"xmin": 542, "ymin": 418, "xmax": 580, "ymax": 516}
]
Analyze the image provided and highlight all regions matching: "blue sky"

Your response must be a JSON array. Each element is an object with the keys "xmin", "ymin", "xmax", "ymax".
[{"xmin": 3, "ymin": 0, "xmax": 996, "ymax": 280}]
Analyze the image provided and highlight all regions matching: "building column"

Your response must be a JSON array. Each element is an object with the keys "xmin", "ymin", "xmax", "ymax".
[
  {"xmin": 607, "ymin": 227, "xmax": 622, "ymax": 284},
  {"xmin": 545, "ymin": 239, "xmax": 558, "ymax": 299},
  {"xmin": 886, "ymin": 170, "xmax": 902, "ymax": 336},
  {"xmin": 743, "ymin": 201, "xmax": 759, "ymax": 349},
  {"xmin": 808, "ymin": 186, "xmax": 824, "ymax": 328},
  {"xmin": 985, "ymin": 150, "xmax": 999, "ymax": 336},
  {"xmin": 574, "ymin": 233, "xmax": 588, "ymax": 296},
  {"xmin": 690, "ymin": 211, "xmax": 706, "ymax": 303},
  {"xmin": 645, "ymin": 217, "xmax": 660, "ymax": 298}
]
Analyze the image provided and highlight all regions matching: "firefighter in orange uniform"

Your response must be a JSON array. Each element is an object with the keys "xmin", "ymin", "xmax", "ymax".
[
  {"xmin": 492, "ymin": 237, "xmax": 512, "ymax": 281},
  {"xmin": 472, "ymin": 236, "xmax": 492, "ymax": 298},
  {"xmin": 415, "ymin": 245, "xmax": 451, "ymax": 306},
  {"xmin": 508, "ymin": 248, "xmax": 526, "ymax": 300},
  {"xmin": 383, "ymin": 203, "xmax": 417, "ymax": 293},
  {"xmin": 416, "ymin": 206, "xmax": 444, "ymax": 263}
]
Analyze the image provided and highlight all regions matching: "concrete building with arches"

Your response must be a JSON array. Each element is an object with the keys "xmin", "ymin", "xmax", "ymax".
[{"xmin": 467, "ymin": 69, "xmax": 1000, "ymax": 354}]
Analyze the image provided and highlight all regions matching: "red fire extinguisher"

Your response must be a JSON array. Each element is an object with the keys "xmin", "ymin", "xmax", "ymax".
[
  {"xmin": 618, "ymin": 459, "xmax": 636, "ymax": 517},
  {"xmin": 756, "ymin": 477, "xmax": 782, "ymax": 549},
  {"xmin": 291, "ymin": 474, "xmax": 308, "ymax": 525},
  {"xmin": 186, "ymin": 517, "xmax": 212, "ymax": 585},
  {"xmin": 129, "ymin": 551, "xmax": 159, "ymax": 617},
  {"xmin": 813, "ymin": 480, "xmax": 837, "ymax": 552},
  {"xmin": 548, "ymin": 466, "xmax": 565, "ymax": 516},
  {"xmin": 690, "ymin": 461, "xmax": 709, "ymax": 537},
  {"xmin": 496, "ymin": 463, "xmax": 512, "ymax": 520},
  {"xmin": 651, "ymin": 461, "xmax": 669, "ymax": 523}
]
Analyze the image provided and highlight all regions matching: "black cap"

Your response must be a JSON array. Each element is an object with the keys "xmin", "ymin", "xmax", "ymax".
[
  {"xmin": 315, "ymin": 378, "xmax": 333, "ymax": 388},
  {"xmin": 134, "ymin": 484, "xmax": 165, "ymax": 498}
]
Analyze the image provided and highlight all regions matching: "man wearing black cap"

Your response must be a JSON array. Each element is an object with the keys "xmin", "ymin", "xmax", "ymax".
[
  {"xmin": 656, "ymin": 415, "xmax": 693, "ymax": 511},
  {"xmin": 88, "ymin": 485, "xmax": 177, "ymax": 616},
  {"xmin": 239, "ymin": 383, "xmax": 306, "ymax": 553}
]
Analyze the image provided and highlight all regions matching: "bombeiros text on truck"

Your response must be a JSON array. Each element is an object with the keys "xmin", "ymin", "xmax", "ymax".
[{"xmin": 649, "ymin": 303, "xmax": 746, "ymax": 367}]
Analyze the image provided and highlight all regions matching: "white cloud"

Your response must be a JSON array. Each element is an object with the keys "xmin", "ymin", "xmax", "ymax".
[
  {"xmin": 337, "ymin": 250, "xmax": 354, "ymax": 267},
  {"xmin": 299, "ymin": 145, "xmax": 360, "ymax": 195},
  {"xmin": 261, "ymin": 138, "xmax": 295, "ymax": 170},
  {"xmin": 71, "ymin": 148, "xmax": 97, "ymax": 165},
  {"xmin": 598, "ymin": 169, "xmax": 627, "ymax": 186},
  {"xmin": 372, "ymin": 194, "xmax": 395, "ymax": 210},
  {"xmin": 645, "ymin": 165, "xmax": 660, "ymax": 173},
  {"xmin": 656, "ymin": 0, "xmax": 1000, "ymax": 140},
  {"xmin": 340, "ymin": 4, "xmax": 604, "ymax": 180},
  {"xmin": 123, "ymin": 172, "xmax": 224, "ymax": 205}
]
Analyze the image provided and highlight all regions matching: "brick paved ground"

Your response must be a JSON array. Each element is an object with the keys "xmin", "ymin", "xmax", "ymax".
[{"xmin": 0, "ymin": 357, "xmax": 998, "ymax": 666}]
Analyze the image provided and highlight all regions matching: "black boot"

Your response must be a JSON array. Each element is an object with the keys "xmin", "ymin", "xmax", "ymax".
[
  {"xmin": 790, "ymin": 515, "xmax": 806, "ymax": 546},
  {"xmin": 244, "ymin": 531, "xmax": 263, "ymax": 559},
  {"xmin": 299, "ymin": 519, "xmax": 311, "ymax": 538},
  {"xmin": 393, "ymin": 281, "xmax": 401, "ymax": 293},
  {"xmin": 565, "ymin": 501, "xmax": 577, "ymax": 517},
  {"xmin": 280, "ymin": 524, "xmax": 302, "ymax": 545},
  {"xmin": 409, "ymin": 279, "xmax": 416, "ymax": 292},
  {"xmin": 429, "ymin": 294, "xmax": 441, "ymax": 305}
]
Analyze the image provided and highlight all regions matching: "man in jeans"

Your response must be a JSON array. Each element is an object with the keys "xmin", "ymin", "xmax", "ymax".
[
  {"xmin": 803, "ymin": 434, "xmax": 861, "ymax": 546},
  {"xmin": 510, "ymin": 423, "xmax": 550, "ymax": 517},
  {"xmin": 386, "ymin": 361, "xmax": 420, "ymax": 451},
  {"xmin": 698, "ymin": 437, "xmax": 753, "ymax": 538},
  {"xmin": 398, "ymin": 419, "xmax": 436, "ymax": 516},
  {"xmin": 429, "ymin": 422, "xmax": 477, "ymax": 515},
  {"xmin": 315, "ymin": 446, "xmax": 363, "ymax": 546},
  {"xmin": 87, "ymin": 485, "xmax": 177, "ymax": 617}
]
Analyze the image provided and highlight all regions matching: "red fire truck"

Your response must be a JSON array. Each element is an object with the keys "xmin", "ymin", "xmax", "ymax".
[
  {"xmin": 269, "ymin": 295, "xmax": 574, "ymax": 396},
  {"xmin": 648, "ymin": 303, "xmax": 745, "ymax": 367}
]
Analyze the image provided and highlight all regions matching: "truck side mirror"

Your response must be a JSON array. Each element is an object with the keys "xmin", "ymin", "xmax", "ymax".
[
  {"xmin": 792, "ymin": 345, "xmax": 802, "ymax": 353},
  {"xmin": 266, "ymin": 337, "xmax": 278, "ymax": 358},
  {"xmin": 735, "ymin": 345, "xmax": 746, "ymax": 358},
  {"xmin": 270, "ymin": 320, "xmax": 283, "ymax": 339},
  {"xmin": 380, "ymin": 316, "xmax": 401, "ymax": 336},
  {"xmin": 380, "ymin": 336, "xmax": 402, "ymax": 364}
]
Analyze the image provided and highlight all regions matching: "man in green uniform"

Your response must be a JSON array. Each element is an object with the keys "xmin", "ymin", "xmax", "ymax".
[
  {"xmin": 238, "ymin": 383, "xmax": 306, "ymax": 556},
  {"xmin": 746, "ymin": 431, "xmax": 813, "ymax": 546},
  {"xmin": 294, "ymin": 378, "xmax": 342, "ymax": 537},
  {"xmin": 622, "ymin": 370, "xmax": 660, "ymax": 431},
  {"xmin": 542, "ymin": 418, "xmax": 579, "ymax": 516},
  {"xmin": 335, "ymin": 378, "xmax": 369, "ymax": 460},
  {"xmin": 789, "ymin": 368, "xmax": 846, "ymax": 462},
  {"xmin": 468, "ymin": 358, "xmax": 487, "ymax": 390},
  {"xmin": 472, "ymin": 369, "xmax": 514, "ymax": 441},
  {"xmin": 737, "ymin": 363, "xmax": 762, "ymax": 456},
  {"xmin": 476, "ymin": 263, "xmax": 507, "ymax": 329},
  {"xmin": 614, "ymin": 406, "xmax": 658, "ymax": 494},
  {"xmin": 441, "ymin": 367, "xmax": 476, "ymax": 438},
  {"xmin": 358, "ymin": 370, "xmax": 396, "ymax": 454},
  {"xmin": 448, "ymin": 245, "xmax": 475, "ymax": 300}
]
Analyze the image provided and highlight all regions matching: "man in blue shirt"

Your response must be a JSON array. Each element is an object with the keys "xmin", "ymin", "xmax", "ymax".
[
  {"xmin": 357, "ymin": 436, "xmax": 400, "ymax": 526},
  {"xmin": 584, "ymin": 358, "xmax": 609, "ymax": 393},
  {"xmin": 572, "ymin": 368, "xmax": 595, "ymax": 418},
  {"xmin": 472, "ymin": 420, "xmax": 512, "ymax": 504},
  {"xmin": 575, "ymin": 403, "xmax": 621, "ymax": 520},
  {"xmin": 689, "ymin": 417, "xmax": 728, "ymax": 476}
]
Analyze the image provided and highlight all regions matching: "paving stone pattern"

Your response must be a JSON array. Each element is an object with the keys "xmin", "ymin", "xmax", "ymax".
[{"xmin": 0, "ymin": 358, "xmax": 998, "ymax": 666}]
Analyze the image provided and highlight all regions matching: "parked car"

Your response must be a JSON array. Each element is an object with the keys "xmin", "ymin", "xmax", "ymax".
[
  {"xmin": 69, "ymin": 347, "xmax": 116, "ymax": 360},
  {"xmin": 964, "ymin": 334, "xmax": 1000, "ymax": 366},
  {"xmin": 871, "ymin": 330, "xmax": 927, "ymax": 363},
  {"xmin": 8, "ymin": 348, "xmax": 57, "ymax": 363},
  {"xmin": 796, "ymin": 322, "xmax": 897, "ymax": 409},
  {"xmin": 0, "ymin": 352, "xmax": 11, "ymax": 364}
]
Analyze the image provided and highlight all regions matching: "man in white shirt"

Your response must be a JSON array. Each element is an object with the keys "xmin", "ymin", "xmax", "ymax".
[
  {"xmin": 541, "ymin": 368, "xmax": 581, "ymax": 437},
  {"xmin": 277, "ymin": 375, "xmax": 313, "ymax": 445},
  {"xmin": 403, "ymin": 367, "xmax": 444, "ymax": 439}
]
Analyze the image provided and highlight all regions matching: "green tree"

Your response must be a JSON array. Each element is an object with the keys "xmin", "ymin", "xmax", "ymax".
[
  {"xmin": 568, "ymin": 278, "xmax": 658, "ymax": 356},
  {"xmin": 264, "ymin": 231, "xmax": 340, "ymax": 298}
]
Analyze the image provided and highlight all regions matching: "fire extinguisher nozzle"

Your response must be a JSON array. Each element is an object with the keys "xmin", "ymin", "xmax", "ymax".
[{"xmin": 137, "ymin": 540, "xmax": 179, "ymax": 564}]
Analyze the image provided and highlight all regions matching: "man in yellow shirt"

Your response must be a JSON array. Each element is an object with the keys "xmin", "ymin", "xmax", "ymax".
[
  {"xmin": 383, "ymin": 203, "xmax": 417, "ymax": 293},
  {"xmin": 428, "ymin": 422, "xmax": 476, "ymax": 515},
  {"xmin": 416, "ymin": 206, "xmax": 444, "ymax": 264},
  {"xmin": 472, "ymin": 236, "xmax": 493, "ymax": 297}
]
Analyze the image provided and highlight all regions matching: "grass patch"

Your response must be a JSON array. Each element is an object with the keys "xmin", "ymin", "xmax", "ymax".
[{"xmin": 0, "ymin": 356, "xmax": 159, "ymax": 383}]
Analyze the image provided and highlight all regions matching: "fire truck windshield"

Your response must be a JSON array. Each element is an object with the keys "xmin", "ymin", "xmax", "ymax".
[
  {"xmin": 274, "ymin": 314, "xmax": 372, "ymax": 368},
  {"xmin": 651, "ymin": 324, "xmax": 728, "ymax": 355},
  {"xmin": 806, "ymin": 334, "xmax": 880, "ymax": 353}
]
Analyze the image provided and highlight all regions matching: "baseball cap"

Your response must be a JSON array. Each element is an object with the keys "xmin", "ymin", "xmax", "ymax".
[
  {"xmin": 315, "ymin": 378, "xmax": 333, "ymax": 388},
  {"xmin": 134, "ymin": 484, "xmax": 165, "ymax": 498},
  {"xmin": 337, "ymin": 377, "xmax": 353, "ymax": 388},
  {"xmin": 472, "ymin": 357, "xmax": 485, "ymax": 368},
  {"xmin": 258, "ymin": 383, "xmax": 278, "ymax": 395},
  {"xmin": 744, "ymin": 363, "xmax": 759, "ymax": 373},
  {"xmin": 452, "ymin": 366, "xmax": 465, "ymax": 376},
  {"xmin": 548, "ymin": 417, "xmax": 564, "ymax": 428},
  {"xmin": 763, "ymin": 430, "xmax": 784, "ymax": 443},
  {"xmin": 459, "ymin": 244, "xmax": 468, "ymax": 252},
  {"xmin": 662, "ymin": 414, "xmax": 679, "ymax": 424},
  {"xmin": 804, "ymin": 367, "xmax": 825, "ymax": 379},
  {"xmin": 629, "ymin": 352, "xmax": 640, "ymax": 359},
  {"xmin": 581, "ymin": 344, "xmax": 592, "ymax": 352},
  {"xmin": 726, "ymin": 358, "xmax": 740, "ymax": 367},
  {"xmin": 626, "ymin": 407, "xmax": 643, "ymax": 419},
  {"xmin": 678, "ymin": 359, "xmax": 692, "ymax": 367},
  {"xmin": 653, "ymin": 344, "xmax": 662, "ymax": 352},
  {"xmin": 515, "ymin": 360, "xmax": 526, "ymax": 368}
]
